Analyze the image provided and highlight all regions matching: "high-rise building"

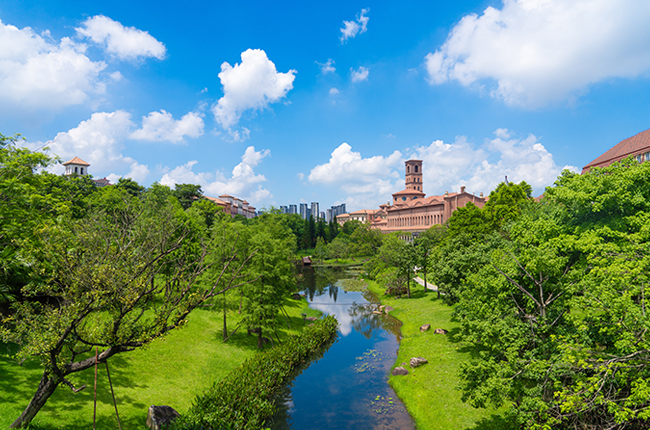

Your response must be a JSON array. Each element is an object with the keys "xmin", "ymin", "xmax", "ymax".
[
  {"xmin": 279, "ymin": 205, "xmax": 288, "ymax": 214},
  {"xmin": 300, "ymin": 203, "xmax": 308, "ymax": 219},
  {"xmin": 311, "ymin": 202, "xmax": 320, "ymax": 220},
  {"xmin": 320, "ymin": 211, "xmax": 326, "ymax": 220},
  {"xmin": 289, "ymin": 204, "xmax": 297, "ymax": 215},
  {"xmin": 326, "ymin": 208, "xmax": 333, "ymax": 222}
]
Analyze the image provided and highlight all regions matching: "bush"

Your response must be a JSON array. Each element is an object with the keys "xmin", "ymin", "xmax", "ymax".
[{"xmin": 174, "ymin": 315, "xmax": 338, "ymax": 430}]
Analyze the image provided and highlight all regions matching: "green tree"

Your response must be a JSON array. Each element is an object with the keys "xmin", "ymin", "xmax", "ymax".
[
  {"xmin": 1, "ymin": 192, "xmax": 255, "ymax": 427},
  {"xmin": 173, "ymin": 183, "xmax": 203, "ymax": 209},
  {"xmin": 326, "ymin": 237, "xmax": 349, "ymax": 260},
  {"xmin": 242, "ymin": 214, "xmax": 296, "ymax": 348},
  {"xmin": 114, "ymin": 176, "xmax": 145, "ymax": 197},
  {"xmin": 314, "ymin": 236, "xmax": 327, "ymax": 262}
]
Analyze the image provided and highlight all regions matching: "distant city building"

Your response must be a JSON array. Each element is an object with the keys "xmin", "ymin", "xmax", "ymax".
[
  {"xmin": 289, "ymin": 204, "xmax": 297, "ymax": 214},
  {"xmin": 300, "ymin": 203, "xmax": 308, "ymax": 219},
  {"xmin": 326, "ymin": 208, "xmax": 333, "ymax": 222},
  {"xmin": 582, "ymin": 128, "xmax": 650, "ymax": 173},
  {"xmin": 279, "ymin": 205, "xmax": 288, "ymax": 214},
  {"xmin": 320, "ymin": 211, "xmax": 326, "ymax": 220},
  {"xmin": 311, "ymin": 202, "xmax": 320, "ymax": 219}
]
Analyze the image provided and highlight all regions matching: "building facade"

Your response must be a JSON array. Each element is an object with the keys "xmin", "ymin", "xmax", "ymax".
[
  {"xmin": 582, "ymin": 128, "xmax": 650, "ymax": 173},
  {"xmin": 369, "ymin": 159, "xmax": 486, "ymax": 234}
]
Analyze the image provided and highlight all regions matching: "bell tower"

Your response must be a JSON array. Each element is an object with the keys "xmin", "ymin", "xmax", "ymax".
[{"xmin": 405, "ymin": 159, "xmax": 423, "ymax": 192}]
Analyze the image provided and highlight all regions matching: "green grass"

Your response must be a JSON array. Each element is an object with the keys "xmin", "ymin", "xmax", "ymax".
[
  {"xmin": 366, "ymin": 280, "xmax": 507, "ymax": 430},
  {"xmin": 0, "ymin": 293, "xmax": 317, "ymax": 429}
]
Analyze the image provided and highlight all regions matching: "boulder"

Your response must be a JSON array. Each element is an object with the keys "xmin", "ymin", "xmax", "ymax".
[
  {"xmin": 420, "ymin": 324, "xmax": 431, "ymax": 332},
  {"xmin": 292, "ymin": 293, "xmax": 302, "ymax": 300},
  {"xmin": 392, "ymin": 366, "xmax": 409, "ymax": 376},
  {"xmin": 146, "ymin": 405, "xmax": 179, "ymax": 430},
  {"xmin": 410, "ymin": 357, "xmax": 428, "ymax": 368},
  {"xmin": 434, "ymin": 328, "xmax": 448, "ymax": 334}
]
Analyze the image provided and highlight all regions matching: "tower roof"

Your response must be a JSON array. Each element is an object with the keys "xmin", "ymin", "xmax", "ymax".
[{"xmin": 62, "ymin": 156, "xmax": 90, "ymax": 166}]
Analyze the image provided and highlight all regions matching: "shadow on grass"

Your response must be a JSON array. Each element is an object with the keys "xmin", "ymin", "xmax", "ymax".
[{"xmin": 466, "ymin": 413, "xmax": 518, "ymax": 430}]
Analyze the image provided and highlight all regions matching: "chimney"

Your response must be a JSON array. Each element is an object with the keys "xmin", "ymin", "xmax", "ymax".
[{"xmin": 460, "ymin": 186, "xmax": 466, "ymax": 193}]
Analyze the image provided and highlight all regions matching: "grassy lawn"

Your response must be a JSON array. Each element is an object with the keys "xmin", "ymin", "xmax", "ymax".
[
  {"xmin": 0, "ymin": 293, "xmax": 318, "ymax": 429},
  {"xmin": 366, "ymin": 281, "xmax": 508, "ymax": 430}
]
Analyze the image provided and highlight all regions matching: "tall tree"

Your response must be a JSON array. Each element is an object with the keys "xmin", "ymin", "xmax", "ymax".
[
  {"xmin": 1, "ymin": 191, "xmax": 256, "ymax": 427},
  {"xmin": 173, "ymin": 183, "xmax": 203, "ymax": 209}
]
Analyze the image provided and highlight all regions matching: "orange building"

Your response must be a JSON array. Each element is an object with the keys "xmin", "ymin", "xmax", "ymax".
[
  {"xmin": 371, "ymin": 159, "xmax": 486, "ymax": 234},
  {"xmin": 582, "ymin": 128, "xmax": 650, "ymax": 173}
]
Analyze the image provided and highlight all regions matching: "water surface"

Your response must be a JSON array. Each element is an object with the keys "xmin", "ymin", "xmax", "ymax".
[{"xmin": 267, "ymin": 267, "xmax": 415, "ymax": 430}]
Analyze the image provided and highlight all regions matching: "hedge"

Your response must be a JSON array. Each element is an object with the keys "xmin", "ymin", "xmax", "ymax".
[{"xmin": 173, "ymin": 315, "xmax": 338, "ymax": 429}]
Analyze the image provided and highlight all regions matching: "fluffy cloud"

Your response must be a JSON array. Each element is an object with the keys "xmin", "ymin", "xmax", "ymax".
[
  {"xmin": 350, "ymin": 66, "xmax": 369, "ymax": 83},
  {"xmin": 130, "ymin": 110, "xmax": 204, "ymax": 143},
  {"xmin": 425, "ymin": 0, "xmax": 650, "ymax": 108},
  {"xmin": 160, "ymin": 146, "xmax": 273, "ymax": 204},
  {"xmin": 212, "ymin": 49, "xmax": 296, "ymax": 130},
  {"xmin": 317, "ymin": 58, "xmax": 336, "ymax": 74},
  {"xmin": 340, "ymin": 8, "xmax": 369, "ymax": 43},
  {"xmin": 329, "ymin": 87, "xmax": 340, "ymax": 95},
  {"xmin": 309, "ymin": 131, "xmax": 576, "ymax": 210},
  {"xmin": 0, "ymin": 19, "xmax": 106, "ymax": 110},
  {"xmin": 76, "ymin": 15, "xmax": 166, "ymax": 60},
  {"xmin": 33, "ymin": 110, "xmax": 150, "ymax": 182},
  {"xmin": 411, "ymin": 129, "xmax": 578, "ymax": 196},
  {"xmin": 309, "ymin": 143, "xmax": 402, "ymax": 209}
]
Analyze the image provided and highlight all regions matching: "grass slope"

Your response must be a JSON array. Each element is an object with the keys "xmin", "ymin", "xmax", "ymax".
[
  {"xmin": 0, "ymin": 293, "xmax": 317, "ymax": 429},
  {"xmin": 366, "ymin": 281, "xmax": 507, "ymax": 430}
]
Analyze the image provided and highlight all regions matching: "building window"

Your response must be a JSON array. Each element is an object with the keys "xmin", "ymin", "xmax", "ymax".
[
  {"xmin": 75, "ymin": 167, "xmax": 78, "ymax": 173},
  {"xmin": 415, "ymin": 165, "xmax": 418, "ymax": 173},
  {"xmin": 80, "ymin": 168, "xmax": 84, "ymax": 174},
  {"xmin": 402, "ymin": 197, "xmax": 407, "ymax": 201}
]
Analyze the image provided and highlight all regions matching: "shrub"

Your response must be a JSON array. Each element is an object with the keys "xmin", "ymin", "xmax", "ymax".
[{"xmin": 174, "ymin": 315, "xmax": 338, "ymax": 429}]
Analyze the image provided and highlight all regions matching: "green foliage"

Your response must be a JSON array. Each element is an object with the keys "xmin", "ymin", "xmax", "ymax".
[
  {"xmin": 114, "ymin": 177, "xmax": 145, "ymax": 197},
  {"xmin": 242, "ymin": 214, "xmax": 297, "ymax": 347},
  {"xmin": 446, "ymin": 161, "xmax": 650, "ymax": 429},
  {"xmin": 173, "ymin": 183, "xmax": 203, "ymax": 209},
  {"xmin": 326, "ymin": 236, "xmax": 350, "ymax": 260},
  {"xmin": 176, "ymin": 316, "xmax": 338, "ymax": 430}
]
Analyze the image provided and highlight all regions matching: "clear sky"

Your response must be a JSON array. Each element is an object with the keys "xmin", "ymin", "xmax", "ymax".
[{"xmin": 2, "ymin": 0, "xmax": 650, "ymax": 212}]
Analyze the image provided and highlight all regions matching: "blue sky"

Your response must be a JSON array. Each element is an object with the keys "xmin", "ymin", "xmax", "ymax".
[{"xmin": 2, "ymin": 0, "xmax": 650, "ymax": 212}]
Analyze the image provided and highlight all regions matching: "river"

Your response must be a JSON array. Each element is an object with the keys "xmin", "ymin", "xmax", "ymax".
[{"xmin": 267, "ymin": 266, "xmax": 416, "ymax": 429}]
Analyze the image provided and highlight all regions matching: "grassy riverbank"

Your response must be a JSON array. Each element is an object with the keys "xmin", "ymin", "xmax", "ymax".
[
  {"xmin": 366, "ymin": 281, "xmax": 508, "ymax": 430},
  {"xmin": 0, "ymin": 294, "xmax": 317, "ymax": 429}
]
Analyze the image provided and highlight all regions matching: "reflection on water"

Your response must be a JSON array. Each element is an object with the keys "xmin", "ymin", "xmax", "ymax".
[{"xmin": 267, "ymin": 267, "xmax": 415, "ymax": 430}]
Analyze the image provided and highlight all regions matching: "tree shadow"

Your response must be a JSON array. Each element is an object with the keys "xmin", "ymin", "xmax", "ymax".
[{"xmin": 466, "ymin": 413, "xmax": 518, "ymax": 430}]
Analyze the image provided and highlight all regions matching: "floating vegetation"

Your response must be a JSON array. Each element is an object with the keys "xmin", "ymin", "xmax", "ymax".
[
  {"xmin": 370, "ymin": 395, "xmax": 396, "ymax": 414},
  {"xmin": 352, "ymin": 349, "xmax": 385, "ymax": 373},
  {"xmin": 336, "ymin": 278, "xmax": 368, "ymax": 292}
]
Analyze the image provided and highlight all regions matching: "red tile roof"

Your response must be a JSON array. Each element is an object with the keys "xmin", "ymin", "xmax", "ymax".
[
  {"xmin": 62, "ymin": 156, "xmax": 90, "ymax": 166},
  {"xmin": 392, "ymin": 188, "xmax": 426, "ymax": 196},
  {"xmin": 583, "ymin": 128, "xmax": 650, "ymax": 173}
]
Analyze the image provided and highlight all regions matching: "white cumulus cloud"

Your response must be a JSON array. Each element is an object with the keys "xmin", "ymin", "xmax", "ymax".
[
  {"xmin": 130, "ymin": 110, "xmax": 204, "ymax": 143},
  {"xmin": 425, "ymin": 0, "xmax": 650, "ymax": 108},
  {"xmin": 76, "ymin": 15, "xmax": 166, "ymax": 60},
  {"xmin": 350, "ymin": 66, "xmax": 369, "ymax": 83},
  {"xmin": 0, "ymin": 19, "xmax": 107, "ymax": 110},
  {"xmin": 31, "ymin": 110, "xmax": 150, "ymax": 182},
  {"xmin": 212, "ymin": 49, "xmax": 296, "ymax": 130},
  {"xmin": 160, "ymin": 146, "xmax": 273, "ymax": 205},
  {"xmin": 340, "ymin": 8, "xmax": 369, "ymax": 43},
  {"xmin": 309, "ymin": 143, "xmax": 402, "ymax": 209},
  {"xmin": 317, "ymin": 58, "xmax": 336, "ymax": 74},
  {"xmin": 411, "ymin": 129, "xmax": 578, "ymax": 196}
]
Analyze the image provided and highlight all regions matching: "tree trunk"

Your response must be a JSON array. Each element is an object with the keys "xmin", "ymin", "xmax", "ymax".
[
  {"xmin": 11, "ymin": 372, "xmax": 59, "ymax": 428},
  {"xmin": 423, "ymin": 267, "xmax": 427, "ymax": 293},
  {"xmin": 223, "ymin": 291, "xmax": 228, "ymax": 341},
  {"xmin": 406, "ymin": 271, "xmax": 411, "ymax": 298}
]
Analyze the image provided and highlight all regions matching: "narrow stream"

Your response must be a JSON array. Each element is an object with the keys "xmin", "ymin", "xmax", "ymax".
[{"xmin": 267, "ymin": 266, "xmax": 416, "ymax": 429}]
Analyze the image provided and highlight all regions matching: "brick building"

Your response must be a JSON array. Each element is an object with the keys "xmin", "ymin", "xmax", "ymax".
[{"xmin": 582, "ymin": 128, "xmax": 650, "ymax": 173}]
